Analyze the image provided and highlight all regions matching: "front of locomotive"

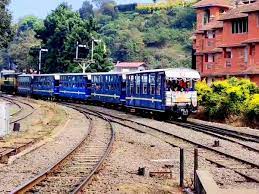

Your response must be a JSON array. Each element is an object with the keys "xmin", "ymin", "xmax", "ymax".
[{"xmin": 164, "ymin": 68, "xmax": 200, "ymax": 121}]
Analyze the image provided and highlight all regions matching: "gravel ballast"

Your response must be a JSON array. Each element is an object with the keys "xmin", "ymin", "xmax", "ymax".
[{"xmin": 0, "ymin": 105, "xmax": 89, "ymax": 193}]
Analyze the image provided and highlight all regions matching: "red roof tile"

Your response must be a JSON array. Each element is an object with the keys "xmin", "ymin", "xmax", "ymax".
[
  {"xmin": 219, "ymin": 43, "xmax": 247, "ymax": 47},
  {"xmin": 195, "ymin": 48, "xmax": 223, "ymax": 55},
  {"xmin": 115, "ymin": 62, "xmax": 146, "ymax": 68},
  {"xmin": 241, "ymin": 2, "xmax": 259, "ymax": 12},
  {"xmin": 242, "ymin": 38, "xmax": 259, "ymax": 44},
  {"xmin": 201, "ymin": 20, "xmax": 224, "ymax": 30},
  {"xmin": 193, "ymin": 0, "xmax": 233, "ymax": 8},
  {"xmin": 219, "ymin": 5, "xmax": 248, "ymax": 20}
]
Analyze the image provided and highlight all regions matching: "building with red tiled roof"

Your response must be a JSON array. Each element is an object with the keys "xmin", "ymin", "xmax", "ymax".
[
  {"xmin": 115, "ymin": 62, "xmax": 147, "ymax": 72},
  {"xmin": 193, "ymin": 0, "xmax": 259, "ymax": 85}
]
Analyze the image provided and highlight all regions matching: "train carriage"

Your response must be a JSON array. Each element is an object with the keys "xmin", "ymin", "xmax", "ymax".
[
  {"xmin": 91, "ymin": 72, "xmax": 126, "ymax": 104},
  {"xmin": 32, "ymin": 74, "xmax": 60, "ymax": 98},
  {"xmin": 125, "ymin": 68, "xmax": 200, "ymax": 120},
  {"xmin": 17, "ymin": 74, "xmax": 34, "ymax": 96},
  {"xmin": 59, "ymin": 73, "xmax": 91, "ymax": 100},
  {"xmin": 0, "ymin": 71, "xmax": 20, "ymax": 94}
]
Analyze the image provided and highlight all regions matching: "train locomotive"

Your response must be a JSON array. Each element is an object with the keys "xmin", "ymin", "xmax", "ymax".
[{"xmin": 0, "ymin": 68, "xmax": 200, "ymax": 120}]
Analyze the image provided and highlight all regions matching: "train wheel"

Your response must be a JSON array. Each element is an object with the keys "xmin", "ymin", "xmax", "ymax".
[{"xmin": 182, "ymin": 116, "xmax": 188, "ymax": 122}]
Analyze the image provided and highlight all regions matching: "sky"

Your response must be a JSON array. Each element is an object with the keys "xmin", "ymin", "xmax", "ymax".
[{"xmin": 9, "ymin": 0, "xmax": 152, "ymax": 22}]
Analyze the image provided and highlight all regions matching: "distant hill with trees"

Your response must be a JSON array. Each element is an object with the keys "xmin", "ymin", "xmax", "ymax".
[{"xmin": 0, "ymin": 0, "xmax": 197, "ymax": 73}]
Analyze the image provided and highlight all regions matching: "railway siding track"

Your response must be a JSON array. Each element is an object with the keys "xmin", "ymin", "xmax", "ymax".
[
  {"xmin": 172, "ymin": 121, "xmax": 259, "ymax": 143},
  {"xmin": 0, "ymin": 96, "xmax": 36, "ymax": 164},
  {"xmin": 11, "ymin": 106, "xmax": 115, "ymax": 194},
  {"xmin": 63, "ymin": 103, "xmax": 259, "ymax": 185},
  {"xmin": 0, "ymin": 96, "xmax": 35, "ymax": 124}
]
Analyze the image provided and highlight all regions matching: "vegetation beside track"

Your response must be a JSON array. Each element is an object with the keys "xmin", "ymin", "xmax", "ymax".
[{"xmin": 195, "ymin": 78, "xmax": 259, "ymax": 127}]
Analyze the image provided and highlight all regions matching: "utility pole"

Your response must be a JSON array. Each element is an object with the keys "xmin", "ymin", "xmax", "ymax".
[{"xmin": 38, "ymin": 48, "xmax": 48, "ymax": 74}]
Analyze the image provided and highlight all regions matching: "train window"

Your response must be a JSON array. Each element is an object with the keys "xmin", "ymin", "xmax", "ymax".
[
  {"xmin": 142, "ymin": 74, "xmax": 148, "ymax": 94},
  {"xmin": 149, "ymin": 74, "xmax": 155, "ymax": 95},
  {"xmin": 157, "ymin": 75, "xmax": 161, "ymax": 96},
  {"xmin": 136, "ymin": 75, "xmax": 140, "ymax": 94}
]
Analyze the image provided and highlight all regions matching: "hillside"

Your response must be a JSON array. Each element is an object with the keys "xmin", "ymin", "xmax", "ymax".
[{"xmin": 97, "ymin": 6, "xmax": 196, "ymax": 69}]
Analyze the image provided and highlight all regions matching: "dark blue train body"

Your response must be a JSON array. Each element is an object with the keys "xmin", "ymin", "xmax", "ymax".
[
  {"xmin": 91, "ymin": 72, "xmax": 126, "ymax": 104},
  {"xmin": 59, "ymin": 73, "xmax": 91, "ymax": 100},
  {"xmin": 32, "ymin": 74, "xmax": 59, "ymax": 98},
  {"xmin": 125, "ymin": 68, "xmax": 200, "ymax": 120},
  {"xmin": 126, "ymin": 70, "xmax": 165, "ymax": 111},
  {"xmin": 14, "ymin": 68, "xmax": 200, "ymax": 120},
  {"xmin": 17, "ymin": 75, "xmax": 33, "ymax": 96}
]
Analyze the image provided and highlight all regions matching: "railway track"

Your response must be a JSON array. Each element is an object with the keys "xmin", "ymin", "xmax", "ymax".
[
  {"xmin": 0, "ymin": 96, "xmax": 35, "ymax": 124},
  {"xmin": 62, "ymin": 103, "xmax": 259, "ymax": 185},
  {"xmin": 171, "ymin": 120, "xmax": 259, "ymax": 143},
  {"xmin": 11, "ymin": 105, "xmax": 115, "ymax": 194}
]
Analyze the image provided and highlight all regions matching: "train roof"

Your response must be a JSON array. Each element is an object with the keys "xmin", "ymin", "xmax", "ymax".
[
  {"xmin": 126, "ymin": 68, "xmax": 201, "ymax": 81},
  {"xmin": 27, "ymin": 74, "xmax": 60, "ymax": 80},
  {"xmin": 90, "ymin": 71, "xmax": 125, "ymax": 75},
  {"xmin": 59, "ymin": 73, "xmax": 91, "ymax": 79}
]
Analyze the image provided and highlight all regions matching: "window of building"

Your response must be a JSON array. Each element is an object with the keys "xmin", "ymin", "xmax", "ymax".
[
  {"xmin": 224, "ymin": 48, "xmax": 232, "ymax": 58},
  {"xmin": 203, "ymin": 9, "xmax": 210, "ymax": 25},
  {"xmin": 208, "ymin": 54, "xmax": 215, "ymax": 62},
  {"xmin": 207, "ymin": 31, "xmax": 215, "ymax": 39},
  {"xmin": 250, "ymin": 44, "xmax": 256, "ymax": 56},
  {"xmin": 205, "ymin": 54, "xmax": 208, "ymax": 62},
  {"xmin": 232, "ymin": 18, "xmax": 248, "ymax": 34},
  {"xmin": 244, "ymin": 46, "xmax": 248, "ymax": 63}
]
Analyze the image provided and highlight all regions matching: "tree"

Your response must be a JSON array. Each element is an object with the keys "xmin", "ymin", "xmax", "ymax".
[
  {"xmin": 79, "ymin": 0, "xmax": 94, "ymax": 20},
  {"xmin": 8, "ymin": 30, "xmax": 41, "ymax": 72},
  {"xmin": 0, "ymin": 0, "xmax": 13, "ymax": 48},
  {"xmin": 18, "ymin": 15, "xmax": 44, "ymax": 33},
  {"xmin": 37, "ymin": 3, "xmax": 112, "ymax": 73}
]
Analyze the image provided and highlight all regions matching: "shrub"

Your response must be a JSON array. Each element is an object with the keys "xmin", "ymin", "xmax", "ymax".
[
  {"xmin": 245, "ymin": 94, "xmax": 259, "ymax": 121},
  {"xmin": 196, "ymin": 78, "xmax": 259, "ymax": 121},
  {"xmin": 195, "ymin": 80, "xmax": 212, "ymax": 105}
]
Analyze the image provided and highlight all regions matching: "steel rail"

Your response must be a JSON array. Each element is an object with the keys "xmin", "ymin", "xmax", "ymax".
[
  {"xmin": 1, "ymin": 95, "xmax": 35, "ymax": 124},
  {"xmin": 62, "ymin": 103, "xmax": 259, "ymax": 183},
  {"xmin": 171, "ymin": 121, "xmax": 259, "ymax": 143},
  {"xmin": 0, "ymin": 96, "xmax": 23, "ymax": 116},
  {"xmin": 11, "ymin": 105, "xmax": 115, "ymax": 194}
]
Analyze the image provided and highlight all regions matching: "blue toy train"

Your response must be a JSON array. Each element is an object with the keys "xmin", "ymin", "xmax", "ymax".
[{"xmin": 3, "ymin": 68, "xmax": 201, "ymax": 120}]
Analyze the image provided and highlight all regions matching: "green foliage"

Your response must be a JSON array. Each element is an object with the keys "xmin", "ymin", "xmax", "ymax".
[
  {"xmin": 169, "ymin": 7, "xmax": 196, "ymax": 29},
  {"xmin": 195, "ymin": 80, "xmax": 212, "ymax": 104},
  {"xmin": 37, "ymin": 3, "xmax": 112, "ymax": 73},
  {"xmin": 8, "ymin": 30, "xmax": 41, "ymax": 72},
  {"xmin": 245, "ymin": 94, "xmax": 259, "ymax": 121},
  {"xmin": 18, "ymin": 16, "xmax": 44, "ymax": 33},
  {"xmin": 79, "ymin": 0, "xmax": 94, "ymax": 20},
  {"xmin": 136, "ymin": 1, "xmax": 195, "ymax": 13},
  {"xmin": 98, "ymin": 7, "xmax": 195, "ymax": 68},
  {"xmin": 196, "ymin": 78, "xmax": 259, "ymax": 121},
  {"xmin": 0, "ymin": 0, "xmax": 13, "ymax": 48}
]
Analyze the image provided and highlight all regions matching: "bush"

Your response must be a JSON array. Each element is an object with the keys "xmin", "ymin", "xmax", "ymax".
[
  {"xmin": 245, "ymin": 94, "xmax": 259, "ymax": 121},
  {"xmin": 196, "ymin": 78, "xmax": 259, "ymax": 121},
  {"xmin": 195, "ymin": 80, "xmax": 212, "ymax": 104}
]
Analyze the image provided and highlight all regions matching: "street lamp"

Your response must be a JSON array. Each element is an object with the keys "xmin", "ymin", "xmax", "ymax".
[
  {"xmin": 38, "ymin": 48, "xmax": 48, "ymax": 74},
  {"xmin": 91, "ymin": 39, "xmax": 101, "ymax": 61}
]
